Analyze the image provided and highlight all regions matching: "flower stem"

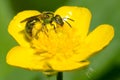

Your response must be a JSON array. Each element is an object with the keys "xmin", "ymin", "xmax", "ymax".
[{"xmin": 57, "ymin": 72, "xmax": 63, "ymax": 80}]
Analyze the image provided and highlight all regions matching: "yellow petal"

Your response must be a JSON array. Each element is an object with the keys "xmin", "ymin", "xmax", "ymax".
[
  {"xmin": 6, "ymin": 46, "xmax": 50, "ymax": 71},
  {"xmin": 8, "ymin": 10, "xmax": 41, "ymax": 47},
  {"xmin": 70, "ymin": 42, "xmax": 92, "ymax": 62},
  {"xmin": 55, "ymin": 6, "xmax": 91, "ymax": 39},
  {"xmin": 49, "ymin": 57, "xmax": 89, "ymax": 71},
  {"xmin": 85, "ymin": 24, "xmax": 114, "ymax": 54},
  {"xmin": 71, "ymin": 24, "xmax": 114, "ymax": 62}
]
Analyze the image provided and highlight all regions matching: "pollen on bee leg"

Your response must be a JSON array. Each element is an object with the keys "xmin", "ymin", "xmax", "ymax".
[{"xmin": 34, "ymin": 24, "xmax": 58, "ymax": 39}]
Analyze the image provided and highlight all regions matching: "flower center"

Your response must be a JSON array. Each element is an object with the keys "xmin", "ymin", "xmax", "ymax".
[{"xmin": 27, "ymin": 21, "xmax": 80, "ymax": 60}]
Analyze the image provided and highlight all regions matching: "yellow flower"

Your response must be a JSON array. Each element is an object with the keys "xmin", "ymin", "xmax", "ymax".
[{"xmin": 6, "ymin": 6, "xmax": 114, "ymax": 72}]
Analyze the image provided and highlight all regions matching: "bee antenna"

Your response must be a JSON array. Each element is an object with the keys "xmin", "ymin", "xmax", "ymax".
[
  {"xmin": 63, "ymin": 18, "xmax": 74, "ymax": 28},
  {"xmin": 66, "ymin": 18, "xmax": 74, "ymax": 21},
  {"xmin": 64, "ymin": 21, "xmax": 72, "ymax": 28}
]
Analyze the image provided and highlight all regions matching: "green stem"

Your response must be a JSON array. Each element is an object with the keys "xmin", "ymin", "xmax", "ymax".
[{"xmin": 57, "ymin": 72, "xmax": 63, "ymax": 80}]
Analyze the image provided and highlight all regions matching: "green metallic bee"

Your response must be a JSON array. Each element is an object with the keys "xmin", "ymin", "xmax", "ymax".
[{"xmin": 21, "ymin": 11, "xmax": 74, "ymax": 39}]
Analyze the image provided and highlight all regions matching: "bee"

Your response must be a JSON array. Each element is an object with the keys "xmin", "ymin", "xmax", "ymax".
[{"xmin": 21, "ymin": 11, "xmax": 74, "ymax": 39}]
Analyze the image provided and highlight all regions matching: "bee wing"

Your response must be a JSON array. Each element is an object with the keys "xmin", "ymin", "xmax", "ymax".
[{"xmin": 20, "ymin": 14, "xmax": 41, "ymax": 23}]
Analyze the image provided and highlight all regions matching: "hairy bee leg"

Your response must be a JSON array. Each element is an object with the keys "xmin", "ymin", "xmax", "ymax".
[
  {"xmin": 34, "ymin": 28, "xmax": 49, "ymax": 39},
  {"xmin": 50, "ymin": 23, "xmax": 57, "ymax": 33},
  {"xmin": 34, "ymin": 29, "xmax": 41, "ymax": 39},
  {"xmin": 43, "ymin": 30, "xmax": 49, "ymax": 37},
  {"xmin": 42, "ymin": 24, "xmax": 49, "ymax": 37},
  {"xmin": 33, "ymin": 24, "xmax": 48, "ymax": 39},
  {"xmin": 39, "ymin": 24, "xmax": 49, "ymax": 37}
]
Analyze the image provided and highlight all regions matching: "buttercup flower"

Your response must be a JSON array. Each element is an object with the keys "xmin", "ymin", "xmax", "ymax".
[{"xmin": 6, "ymin": 6, "xmax": 114, "ymax": 73}]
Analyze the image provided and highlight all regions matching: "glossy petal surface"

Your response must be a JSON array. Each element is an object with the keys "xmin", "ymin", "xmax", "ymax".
[{"xmin": 55, "ymin": 6, "xmax": 91, "ymax": 39}]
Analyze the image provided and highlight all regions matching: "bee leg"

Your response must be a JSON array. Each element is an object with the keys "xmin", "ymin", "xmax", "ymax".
[
  {"xmin": 33, "ymin": 24, "xmax": 49, "ymax": 39},
  {"xmin": 42, "ymin": 24, "xmax": 49, "ymax": 37},
  {"xmin": 44, "ymin": 24, "xmax": 49, "ymax": 32},
  {"xmin": 50, "ymin": 23, "xmax": 57, "ymax": 33},
  {"xmin": 43, "ymin": 30, "xmax": 49, "ymax": 37}
]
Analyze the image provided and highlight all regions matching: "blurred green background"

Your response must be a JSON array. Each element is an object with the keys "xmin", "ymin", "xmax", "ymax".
[{"xmin": 0, "ymin": 0, "xmax": 120, "ymax": 80}]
